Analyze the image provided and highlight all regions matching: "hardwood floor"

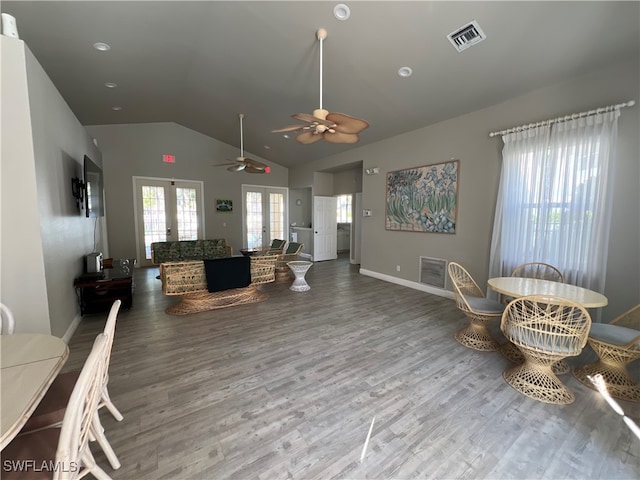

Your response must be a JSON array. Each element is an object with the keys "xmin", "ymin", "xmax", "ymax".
[{"xmin": 66, "ymin": 256, "xmax": 640, "ymax": 479}]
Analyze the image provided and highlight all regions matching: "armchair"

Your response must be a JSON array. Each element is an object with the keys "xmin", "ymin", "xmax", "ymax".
[{"xmin": 275, "ymin": 242, "xmax": 304, "ymax": 281}]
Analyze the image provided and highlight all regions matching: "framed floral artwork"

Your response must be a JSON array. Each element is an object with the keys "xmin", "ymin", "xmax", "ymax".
[{"xmin": 385, "ymin": 160, "xmax": 459, "ymax": 233}]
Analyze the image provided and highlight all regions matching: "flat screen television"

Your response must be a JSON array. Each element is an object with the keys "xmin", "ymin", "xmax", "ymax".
[{"xmin": 84, "ymin": 155, "xmax": 104, "ymax": 217}]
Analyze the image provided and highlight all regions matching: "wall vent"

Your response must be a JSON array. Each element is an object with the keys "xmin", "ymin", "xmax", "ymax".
[
  {"xmin": 447, "ymin": 20, "xmax": 486, "ymax": 52},
  {"xmin": 419, "ymin": 256, "xmax": 447, "ymax": 289}
]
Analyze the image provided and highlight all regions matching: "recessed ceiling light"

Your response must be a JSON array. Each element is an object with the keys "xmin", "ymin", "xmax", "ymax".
[
  {"xmin": 111, "ymin": 106, "xmax": 122, "ymax": 111},
  {"xmin": 104, "ymin": 82, "xmax": 118, "ymax": 88},
  {"xmin": 283, "ymin": 134, "xmax": 290, "ymax": 139},
  {"xmin": 333, "ymin": 4, "xmax": 351, "ymax": 21},
  {"xmin": 398, "ymin": 66, "xmax": 413, "ymax": 78},
  {"xmin": 93, "ymin": 42, "xmax": 111, "ymax": 52},
  {"xmin": 264, "ymin": 145, "xmax": 271, "ymax": 150}
]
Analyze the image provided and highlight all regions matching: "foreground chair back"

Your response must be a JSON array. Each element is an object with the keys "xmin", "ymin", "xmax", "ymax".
[
  {"xmin": 574, "ymin": 304, "xmax": 640, "ymax": 402},
  {"xmin": 3, "ymin": 334, "xmax": 111, "ymax": 480},
  {"xmin": 501, "ymin": 295, "xmax": 591, "ymax": 404},
  {"xmin": 0, "ymin": 302, "xmax": 16, "ymax": 334},
  {"xmin": 447, "ymin": 262, "xmax": 505, "ymax": 351},
  {"xmin": 511, "ymin": 262, "xmax": 565, "ymax": 283},
  {"xmin": 21, "ymin": 300, "xmax": 123, "ymax": 470}
]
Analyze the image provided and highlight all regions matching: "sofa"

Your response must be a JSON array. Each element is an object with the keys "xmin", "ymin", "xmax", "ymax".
[
  {"xmin": 160, "ymin": 254, "xmax": 278, "ymax": 315},
  {"xmin": 151, "ymin": 239, "xmax": 232, "ymax": 264}
]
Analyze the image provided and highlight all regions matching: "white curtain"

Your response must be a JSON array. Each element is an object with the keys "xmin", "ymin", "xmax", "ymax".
[{"xmin": 489, "ymin": 110, "xmax": 619, "ymax": 295}]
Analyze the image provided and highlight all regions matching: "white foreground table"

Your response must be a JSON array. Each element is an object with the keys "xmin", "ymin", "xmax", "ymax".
[
  {"xmin": 488, "ymin": 277, "xmax": 608, "ymax": 308},
  {"xmin": 1, "ymin": 333, "xmax": 69, "ymax": 450}
]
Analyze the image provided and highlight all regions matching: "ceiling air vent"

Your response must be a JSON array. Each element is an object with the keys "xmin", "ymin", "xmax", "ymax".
[{"xmin": 447, "ymin": 20, "xmax": 486, "ymax": 52}]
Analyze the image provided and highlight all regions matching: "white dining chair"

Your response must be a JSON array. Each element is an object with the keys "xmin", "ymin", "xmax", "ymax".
[
  {"xmin": 2, "ymin": 334, "xmax": 112, "ymax": 480},
  {"xmin": 0, "ymin": 302, "xmax": 16, "ymax": 334},
  {"xmin": 21, "ymin": 300, "xmax": 123, "ymax": 469}
]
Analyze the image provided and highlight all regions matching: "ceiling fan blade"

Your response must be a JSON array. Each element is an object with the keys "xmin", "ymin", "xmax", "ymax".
[
  {"xmin": 292, "ymin": 113, "xmax": 333, "ymax": 126},
  {"xmin": 244, "ymin": 165, "xmax": 267, "ymax": 174},
  {"xmin": 272, "ymin": 125, "xmax": 306, "ymax": 133},
  {"xmin": 323, "ymin": 131, "xmax": 361, "ymax": 144},
  {"xmin": 227, "ymin": 164, "xmax": 246, "ymax": 172},
  {"xmin": 326, "ymin": 113, "xmax": 369, "ymax": 134},
  {"xmin": 243, "ymin": 158, "xmax": 267, "ymax": 169},
  {"xmin": 296, "ymin": 131, "xmax": 324, "ymax": 144}
]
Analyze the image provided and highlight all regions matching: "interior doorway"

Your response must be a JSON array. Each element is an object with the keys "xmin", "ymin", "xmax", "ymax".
[{"xmin": 133, "ymin": 177, "xmax": 204, "ymax": 267}]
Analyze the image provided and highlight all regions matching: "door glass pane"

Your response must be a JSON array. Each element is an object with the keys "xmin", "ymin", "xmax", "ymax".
[
  {"xmin": 269, "ymin": 193, "xmax": 285, "ymax": 241},
  {"xmin": 176, "ymin": 187, "xmax": 198, "ymax": 241},
  {"xmin": 246, "ymin": 191, "xmax": 263, "ymax": 248},
  {"xmin": 142, "ymin": 186, "xmax": 166, "ymax": 259}
]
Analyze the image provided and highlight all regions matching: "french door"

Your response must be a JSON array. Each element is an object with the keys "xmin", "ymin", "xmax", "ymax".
[
  {"xmin": 134, "ymin": 177, "xmax": 204, "ymax": 266},
  {"xmin": 242, "ymin": 185, "xmax": 287, "ymax": 249}
]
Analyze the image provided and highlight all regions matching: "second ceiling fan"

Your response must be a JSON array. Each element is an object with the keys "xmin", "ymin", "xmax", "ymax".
[
  {"xmin": 214, "ymin": 114, "xmax": 270, "ymax": 173},
  {"xmin": 273, "ymin": 28, "xmax": 369, "ymax": 145}
]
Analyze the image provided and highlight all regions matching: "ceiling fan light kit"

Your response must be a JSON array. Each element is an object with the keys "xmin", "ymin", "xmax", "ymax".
[
  {"xmin": 213, "ymin": 114, "xmax": 270, "ymax": 174},
  {"xmin": 273, "ymin": 27, "xmax": 369, "ymax": 145}
]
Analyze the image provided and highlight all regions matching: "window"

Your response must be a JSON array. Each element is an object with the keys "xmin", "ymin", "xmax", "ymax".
[
  {"xmin": 489, "ymin": 110, "xmax": 619, "ymax": 292},
  {"xmin": 336, "ymin": 194, "xmax": 352, "ymax": 223}
]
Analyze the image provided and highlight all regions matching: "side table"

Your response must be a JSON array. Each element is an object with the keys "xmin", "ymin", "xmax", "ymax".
[
  {"xmin": 287, "ymin": 261, "xmax": 313, "ymax": 292},
  {"xmin": 74, "ymin": 266, "xmax": 133, "ymax": 315}
]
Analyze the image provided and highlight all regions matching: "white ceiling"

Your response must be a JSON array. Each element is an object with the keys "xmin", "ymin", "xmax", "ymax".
[{"xmin": 2, "ymin": 1, "xmax": 639, "ymax": 168}]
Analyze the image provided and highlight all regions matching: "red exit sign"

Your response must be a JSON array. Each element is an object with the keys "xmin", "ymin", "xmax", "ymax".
[{"xmin": 163, "ymin": 154, "xmax": 175, "ymax": 163}]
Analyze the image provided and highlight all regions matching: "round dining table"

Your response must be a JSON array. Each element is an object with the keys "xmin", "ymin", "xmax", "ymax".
[
  {"xmin": 487, "ymin": 277, "xmax": 608, "ymax": 308},
  {"xmin": 0, "ymin": 333, "xmax": 69, "ymax": 450}
]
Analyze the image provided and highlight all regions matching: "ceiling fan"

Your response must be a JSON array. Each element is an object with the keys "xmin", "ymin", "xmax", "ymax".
[
  {"xmin": 272, "ymin": 28, "xmax": 369, "ymax": 145},
  {"xmin": 214, "ymin": 114, "xmax": 270, "ymax": 173}
]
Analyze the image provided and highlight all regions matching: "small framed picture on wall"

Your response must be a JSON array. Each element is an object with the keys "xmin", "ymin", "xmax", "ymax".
[{"xmin": 216, "ymin": 199, "xmax": 233, "ymax": 212}]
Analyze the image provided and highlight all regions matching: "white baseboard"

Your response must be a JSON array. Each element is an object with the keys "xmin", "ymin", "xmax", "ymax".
[
  {"xmin": 62, "ymin": 313, "xmax": 83, "ymax": 344},
  {"xmin": 359, "ymin": 268, "xmax": 455, "ymax": 300}
]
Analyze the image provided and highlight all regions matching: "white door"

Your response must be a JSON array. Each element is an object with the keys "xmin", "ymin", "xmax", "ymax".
[
  {"xmin": 134, "ymin": 177, "xmax": 204, "ymax": 266},
  {"xmin": 313, "ymin": 196, "xmax": 337, "ymax": 261},
  {"xmin": 242, "ymin": 186, "xmax": 287, "ymax": 249},
  {"xmin": 351, "ymin": 192, "xmax": 362, "ymax": 264}
]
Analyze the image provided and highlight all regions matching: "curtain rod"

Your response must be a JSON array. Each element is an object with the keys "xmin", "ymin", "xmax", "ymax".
[{"xmin": 488, "ymin": 100, "xmax": 636, "ymax": 138}]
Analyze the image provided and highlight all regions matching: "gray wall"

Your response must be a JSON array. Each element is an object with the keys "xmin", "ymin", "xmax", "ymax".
[
  {"xmin": 85, "ymin": 122, "xmax": 288, "ymax": 257},
  {"xmin": 1, "ymin": 37, "xmax": 103, "ymax": 337},
  {"xmin": 288, "ymin": 57, "xmax": 639, "ymax": 322}
]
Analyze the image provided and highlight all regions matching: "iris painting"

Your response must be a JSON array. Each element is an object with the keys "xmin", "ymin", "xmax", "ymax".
[{"xmin": 385, "ymin": 160, "xmax": 459, "ymax": 233}]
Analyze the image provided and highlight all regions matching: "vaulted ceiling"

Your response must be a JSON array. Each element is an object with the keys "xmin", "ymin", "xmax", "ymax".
[{"xmin": 2, "ymin": 1, "xmax": 639, "ymax": 167}]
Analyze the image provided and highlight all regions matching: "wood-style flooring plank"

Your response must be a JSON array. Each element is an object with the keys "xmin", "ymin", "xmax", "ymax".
[{"xmin": 64, "ymin": 255, "xmax": 640, "ymax": 479}]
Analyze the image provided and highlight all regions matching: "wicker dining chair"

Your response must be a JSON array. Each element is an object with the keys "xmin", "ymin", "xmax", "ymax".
[
  {"xmin": 3, "ymin": 334, "xmax": 111, "ymax": 480},
  {"xmin": 447, "ymin": 262, "xmax": 505, "ymax": 351},
  {"xmin": 501, "ymin": 295, "xmax": 591, "ymax": 404},
  {"xmin": 275, "ymin": 242, "xmax": 304, "ymax": 281},
  {"xmin": 510, "ymin": 262, "xmax": 565, "ymax": 283},
  {"xmin": 264, "ymin": 238, "xmax": 286, "ymax": 254},
  {"xmin": 0, "ymin": 302, "xmax": 16, "ymax": 335},
  {"xmin": 501, "ymin": 261, "xmax": 567, "ymax": 370},
  {"xmin": 574, "ymin": 304, "xmax": 640, "ymax": 402},
  {"xmin": 21, "ymin": 300, "xmax": 123, "ymax": 470}
]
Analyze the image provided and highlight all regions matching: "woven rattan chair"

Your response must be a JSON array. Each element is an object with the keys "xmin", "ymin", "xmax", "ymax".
[
  {"xmin": 447, "ymin": 262, "xmax": 505, "ymax": 351},
  {"xmin": 3, "ymin": 334, "xmax": 111, "ymax": 480},
  {"xmin": 501, "ymin": 262, "xmax": 567, "ymax": 371},
  {"xmin": 510, "ymin": 262, "xmax": 565, "ymax": 283},
  {"xmin": 501, "ymin": 295, "xmax": 591, "ymax": 404},
  {"xmin": 574, "ymin": 304, "xmax": 640, "ymax": 402},
  {"xmin": 0, "ymin": 302, "xmax": 16, "ymax": 334},
  {"xmin": 275, "ymin": 242, "xmax": 304, "ymax": 281},
  {"xmin": 264, "ymin": 239, "xmax": 286, "ymax": 254}
]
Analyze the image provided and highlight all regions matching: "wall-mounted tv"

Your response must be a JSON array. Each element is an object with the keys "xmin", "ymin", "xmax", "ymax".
[{"xmin": 84, "ymin": 155, "xmax": 104, "ymax": 217}]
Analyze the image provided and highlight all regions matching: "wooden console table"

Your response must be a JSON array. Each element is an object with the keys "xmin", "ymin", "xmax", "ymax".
[{"xmin": 74, "ymin": 271, "xmax": 133, "ymax": 315}]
